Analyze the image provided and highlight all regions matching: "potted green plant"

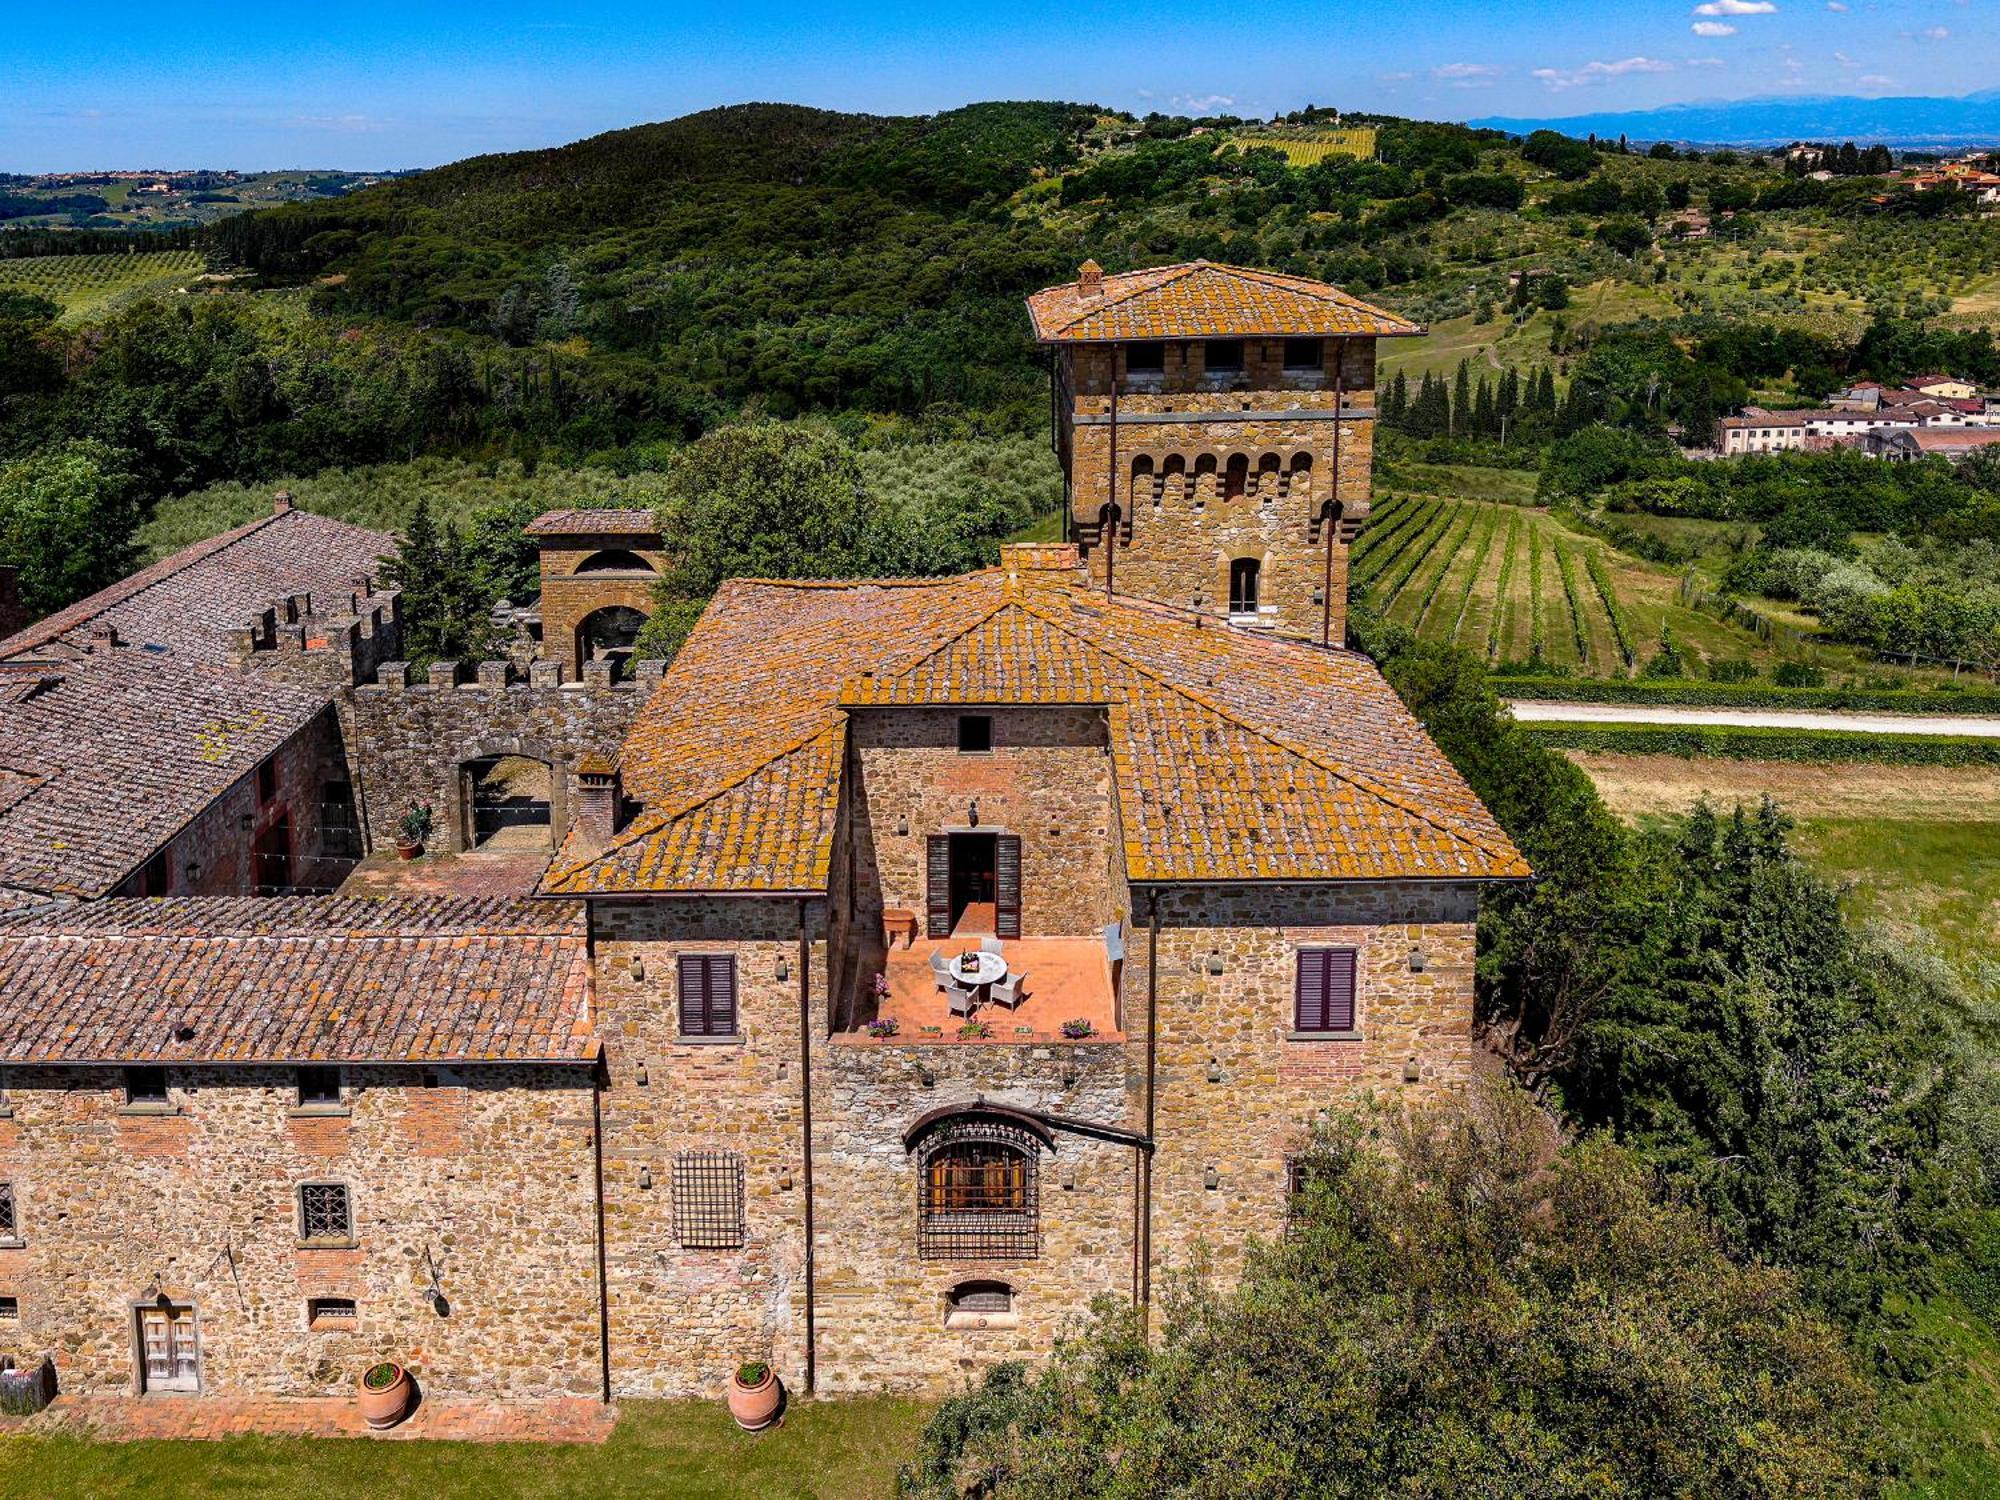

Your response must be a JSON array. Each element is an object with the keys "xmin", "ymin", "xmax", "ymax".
[
  {"xmin": 394, "ymin": 802, "xmax": 433, "ymax": 861},
  {"xmin": 357, "ymin": 1360, "xmax": 414, "ymax": 1428},
  {"xmin": 727, "ymin": 1358, "xmax": 781, "ymax": 1430}
]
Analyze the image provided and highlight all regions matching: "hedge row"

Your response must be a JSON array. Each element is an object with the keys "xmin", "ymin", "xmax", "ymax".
[
  {"xmin": 1520, "ymin": 722, "xmax": 2000, "ymax": 766},
  {"xmin": 1496, "ymin": 676, "xmax": 2000, "ymax": 716}
]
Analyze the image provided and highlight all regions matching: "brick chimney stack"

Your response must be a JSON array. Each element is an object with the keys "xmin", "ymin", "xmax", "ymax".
[
  {"xmin": 272, "ymin": 490, "xmax": 294, "ymax": 515},
  {"xmin": 575, "ymin": 754, "xmax": 624, "ymax": 851},
  {"xmin": 1077, "ymin": 260, "xmax": 1103, "ymax": 300},
  {"xmin": 87, "ymin": 622, "xmax": 120, "ymax": 650}
]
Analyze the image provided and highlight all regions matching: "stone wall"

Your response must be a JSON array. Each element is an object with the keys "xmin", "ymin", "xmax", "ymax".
[
  {"xmin": 536, "ymin": 531, "xmax": 665, "ymax": 678},
  {"xmin": 115, "ymin": 708, "xmax": 353, "ymax": 897},
  {"xmin": 1059, "ymin": 338, "xmax": 1378, "ymax": 644},
  {"xmin": 349, "ymin": 660, "xmax": 655, "ymax": 851},
  {"xmin": 843, "ymin": 705, "xmax": 1118, "ymax": 942},
  {"xmin": 0, "ymin": 1064, "xmax": 600, "ymax": 1399},
  {"xmin": 232, "ymin": 582, "xmax": 404, "ymax": 696}
]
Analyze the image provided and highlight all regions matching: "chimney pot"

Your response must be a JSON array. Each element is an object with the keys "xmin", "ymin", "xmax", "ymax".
[
  {"xmin": 576, "ymin": 754, "xmax": 624, "ymax": 850},
  {"xmin": 273, "ymin": 491, "xmax": 294, "ymax": 515},
  {"xmin": 88, "ymin": 622, "xmax": 120, "ymax": 649},
  {"xmin": 1078, "ymin": 259, "xmax": 1103, "ymax": 299}
]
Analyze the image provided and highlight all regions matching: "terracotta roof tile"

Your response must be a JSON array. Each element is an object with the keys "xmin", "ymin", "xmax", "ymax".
[
  {"xmin": 1026, "ymin": 261, "xmax": 1422, "ymax": 343},
  {"xmin": 0, "ymin": 897, "xmax": 595, "ymax": 1065},
  {"xmin": 523, "ymin": 509, "xmax": 660, "ymax": 537}
]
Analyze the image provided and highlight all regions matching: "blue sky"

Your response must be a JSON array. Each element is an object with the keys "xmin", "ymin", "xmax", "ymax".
[{"xmin": 2, "ymin": 1, "xmax": 1993, "ymax": 170}]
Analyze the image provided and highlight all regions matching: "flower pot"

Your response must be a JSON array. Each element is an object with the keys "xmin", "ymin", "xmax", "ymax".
[
  {"xmin": 395, "ymin": 837, "xmax": 423, "ymax": 862},
  {"xmin": 727, "ymin": 1367, "xmax": 782, "ymax": 1431},
  {"xmin": 357, "ymin": 1362, "xmax": 413, "ymax": 1429}
]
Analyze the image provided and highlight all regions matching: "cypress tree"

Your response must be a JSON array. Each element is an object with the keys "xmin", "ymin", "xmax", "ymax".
[
  {"xmin": 1472, "ymin": 375, "xmax": 1497, "ymax": 438},
  {"xmin": 1453, "ymin": 361, "xmax": 1473, "ymax": 438}
]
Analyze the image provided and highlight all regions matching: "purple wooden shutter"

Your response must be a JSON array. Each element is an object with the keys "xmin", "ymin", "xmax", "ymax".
[
  {"xmin": 995, "ymin": 835, "xmax": 1022, "ymax": 939},
  {"xmin": 678, "ymin": 955, "xmax": 707, "ymax": 1036},
  {"xmin": 926, "ymin": 835, "xmax": 951, "ymax": 938},
  {"xmin": 707, "ymin": 955, "xmax": 737, "ymax": 1035},
  {"xmin": 1295, "ymin": 948, "xmax": 1357, "ymax": 1032}
]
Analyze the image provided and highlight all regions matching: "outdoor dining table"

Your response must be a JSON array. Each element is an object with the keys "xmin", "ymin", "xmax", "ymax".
[{"xmin": 951, "ymin": 950, "xmax": 1008, "ymax": 1005}]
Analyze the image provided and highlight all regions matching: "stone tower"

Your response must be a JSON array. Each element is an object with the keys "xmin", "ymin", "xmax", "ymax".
[{"xmin": 1026, "ymin": 260, "xmax": 1422, "ymax": 646}]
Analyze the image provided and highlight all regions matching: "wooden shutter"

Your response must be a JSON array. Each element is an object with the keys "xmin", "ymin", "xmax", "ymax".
[
  {"xmin": 926, "ymin": 835, "xmax": 951, "ymax": 939},
  {"xmin": 678, "ymin": 955, "xmax": 737, "ymax": 1037},
  {"xmin": 1294, "ymin": 948, "xmax": 1357, "ymax": 1033},
  {"xmin": 995, "ymin": 835, "xmax": 1022, "ymax": 939}
]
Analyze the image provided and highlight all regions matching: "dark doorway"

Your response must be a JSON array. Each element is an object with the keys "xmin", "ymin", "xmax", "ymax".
[
  {"xmin": 948, "ymin": 833, "xmax": 997, "ymax": 935},
  {"xmin": 576, "ymin": 605, "xmax": 648, "ymax": 679},
  {"xmin": 252, "ymin": 813, "xmax": 292, "ymax": 894},
  {"xmin": 461, "ymin": 754, "xmax": 554, "ymax": 851}
]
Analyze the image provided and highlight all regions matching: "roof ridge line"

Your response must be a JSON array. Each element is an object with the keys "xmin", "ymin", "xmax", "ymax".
[
  {"xmin": 841, "ymin": 589, "xmax": 1028, "ymax": 697},
  {"xmin": 1016, "ymin": 596, "xmax": 1521, "ymax": 867},
  {"xmin": 1048, "ymin": 261, "xmax": 1202, "ymax": 334},
  {"xmin": 1223, "ymin": 264, "xmax": 1421, "ymax": 329}
]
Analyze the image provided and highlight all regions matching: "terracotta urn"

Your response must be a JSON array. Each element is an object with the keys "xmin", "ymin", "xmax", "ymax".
[
  {"xmin": 727, "ymin": 1362, "xmax": 782, "ymax": 1431},
  {"xmin": 357, "ymin": 1361, "xmax": 414, "ymax": 1428},
  {"xmin": 394, "ymin": 837, "xmax": 423, "ymax": 862}
]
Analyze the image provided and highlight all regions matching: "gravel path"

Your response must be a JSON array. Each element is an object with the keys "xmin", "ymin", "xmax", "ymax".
[{"xmin": 1505, "ymin": 701, "xmax": 2000, "ymax": 738}]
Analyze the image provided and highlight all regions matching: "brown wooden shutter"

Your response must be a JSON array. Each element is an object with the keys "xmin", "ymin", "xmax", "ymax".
[
  {"xmin": 995, "ymin": 834, "xmax": 1022, "ymax": 939},
  {"xmin": 678, "ymin": 954, "xmax": 707, "ymax": 1035},
  {"xmin": 707, "ymin": 955, "xmax": 738, "ymax": 1035},
  {"xmin": 926, "ymin": 835, "xmax": 951, "ymax": 938},
  {"xmin": 1294, "ymin": 948, "xmax": 1357, "ymax": 1033}
]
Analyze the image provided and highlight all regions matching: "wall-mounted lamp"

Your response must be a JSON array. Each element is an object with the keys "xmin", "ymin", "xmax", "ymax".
[
  {"xmin": 1203, "ymin": 1166, "xmax": 1220, "ymax": 1191},
  {"xmin": 240, "ymin": 813, "xmax": 254, "ymax": 831},
  {"xmin": 1061, "ymin": 1167, "xmax": 1077, "ymax": 1191},
  {"xmin": 967, "ymin": 799, "xmax": 980, "ymax": 828},
  {"xmin": 896, "ymin": 815, "xmax": 909, "ymax": 836},
  {"xmin": 1408, "ymin": 948, "xmax": 1427, "ymax": 973},
  {"xmin": 635, "ymin": 1061, "xmax": 649, "ymax": 1087},
  {"xmin": 1206, "ymin": 1058, "xmax": 1223, "ymax": 1084},
  {"xmin": 776, "ymin": 956, "xmax": 790, "ymax": 982},
  {"xmin": 780, "ymin": 1173, "xmax": 794, "ymax": 1191},
  {"xmin": 918, "ymin": 1066, "xmax": 937, "ymax": 1089},
  {"xmin": 184, "ymin": 861, "xmax": 200, "ymax": 882},
  {"xmin": 629, "ymin": 954, "xmax": 645, "ymax": 981},
  {"xmin": 1205, "ymin": 950, "xmax": 1224, "ymax": 976},
  {"xmin": 1311, "ymin": 588, "xmax": 1326, "ymax": 607},
  {"xmin": 639, "ymin": 1166, "xmax": 653, "ymax": 1190},
  {"xmin": 1402, "ymin": 1057, "xmax": 1422, "ymax": 1085}
]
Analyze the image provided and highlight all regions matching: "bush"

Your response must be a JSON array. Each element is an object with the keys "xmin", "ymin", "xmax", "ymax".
[
  {"xmin": 1498, "ymin": 676, "xmax": 2000, "ymax": 715},
  {"xmin": 1517, "ymin": 723, "xmax": 2000, "ymax": 766},
  {"xmin": 1775, "ymin": 659, "xmax": 1828, "ymax": 688}
]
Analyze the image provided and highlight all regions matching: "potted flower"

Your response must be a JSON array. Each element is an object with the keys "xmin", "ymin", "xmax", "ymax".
[
  {"xmin": 1061, "ymin": 1018, "xmax": 1096, "ymax": 1040},
  {"xmin": 394, "ymin": 802, "xmax": 433, "ymax": 861},
  {"xmin": 727, "ymin": 1359, "xmax": 782, "ymax": 1431},
  {"xmin": 866, "ymin": 1017, "xmax": 900, "ymax": 1040},
  {"xmin": 958, "ymin": 1020, "xmax": 991, "ymax": 1040},
  {"xmin": 357, "ymin": 1360, "xmax": 414, "ymax": 1428}
]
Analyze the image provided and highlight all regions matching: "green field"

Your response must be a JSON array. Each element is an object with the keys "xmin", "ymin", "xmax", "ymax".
[
  {"xmin": 1225, "ymin": 129, "xmax": 1376, "ymax": 166},
  {"xmin": 1355, "ymin": 494, "xmax": 1777, "ymax": 674},
  {"xmin": 1379, "ymin": 277, "xmax": 1678, "ymax": 384},
  {"xmin": 0, "ymin": 250, "xmax": 209, "ymax": 319},
  {"xmin": 0, "ymin": 1395, "xmax": 932, "ymax": 1499}
]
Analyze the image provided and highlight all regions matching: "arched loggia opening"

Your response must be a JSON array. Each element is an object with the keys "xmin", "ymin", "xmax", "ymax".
[{"xmin": 576, "ymin": 604, "xmax": 649, "ymax": 679}]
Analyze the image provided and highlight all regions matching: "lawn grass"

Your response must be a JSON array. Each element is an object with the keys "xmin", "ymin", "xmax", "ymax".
[
  {"xmin": 0, "ymin": 1396, "xmax": 935, "ymax": 1500},
  {"xmin": 1885, "ymin": 1289, "xmax": 2000, "ymax": 1499}
]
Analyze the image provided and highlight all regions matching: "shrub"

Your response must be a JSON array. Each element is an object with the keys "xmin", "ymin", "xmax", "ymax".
[{"xmin": 1775, "ymin": 659, "xmax": 1828, "ymax": 687}]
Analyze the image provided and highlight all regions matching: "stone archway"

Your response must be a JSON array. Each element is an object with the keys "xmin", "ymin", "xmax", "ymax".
[
  {"xmin": 444, "ymin": 735, "xmax": 569, "ymax": 853},
  {"xmin": 575, "ymin": 604, "xmax": 650, "ymax": 680}
]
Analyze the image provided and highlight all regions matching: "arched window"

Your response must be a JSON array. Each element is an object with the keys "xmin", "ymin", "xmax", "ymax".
[
  {"xmin": 1223, "ymin": 454, "xmax": 1249, "ymax": 502},
  {"xmin": 574, "ymin": 549, "xmax": 657, "ymax": 574},
  {"xmin": 945, "ymin": 1279, "xmax": 1018, "ymax": 1330},
  {"xmin": 1229, "ymin": 558, "xmax": 1261, "ymax": 616},
  {"xmin": 913, "ymin": 1117, "xmax": 1043, "ymax": 1260}
]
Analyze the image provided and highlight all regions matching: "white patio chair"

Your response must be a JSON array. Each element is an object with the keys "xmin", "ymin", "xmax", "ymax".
[
  {"xmin": 947, "ymin": 982, "xmax": 977, "ymax": 1018},
  {"xmin": 989, "ymin": 970, "xmax": 1026, "ymax": 1009},
  {"xmin": 980, "ymin": 935, "xmax": 1005, "ymax": 956},
  {"xmin": 928, "ymin": 950, "xmax": 954, "ymax": 990}
]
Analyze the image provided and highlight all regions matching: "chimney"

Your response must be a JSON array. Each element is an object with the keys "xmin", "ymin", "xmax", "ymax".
[
  {"xmin": 1077, "ymin": 260, "xmax": 1103, "ymax": 300},
  {"xmin": 87, "ymin": 622, "xmax": 120, "ymax": 650},
  {"xmin": 272, "ymin": 490, "xmax": 294, "ymax": 515},
  {"xmin": 575, "ymin": 754, "xmax": 623, "ymax": 851}
]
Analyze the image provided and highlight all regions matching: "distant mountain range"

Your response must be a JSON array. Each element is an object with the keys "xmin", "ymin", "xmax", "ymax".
[{"xmin": 1469, "ymin": 91, "xmax": 2000, "ymax": 148}]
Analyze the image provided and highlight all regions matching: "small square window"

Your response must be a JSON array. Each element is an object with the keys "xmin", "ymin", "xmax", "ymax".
[
  {"xmin": 1283, "ymin": 337, "xmax": 1324, "ymax": 371},
  {"xmin": 1204, "ymin": 339, "xmax": 1244, "ymax": 375},
  {"xmin": 299, "ymin": 1182, "xmax": 353, "ymax": 1243},
  {"xmin": 296, "ymin": 1066, "xmax": 342, "ymax": 1107},
  {"xmin": 124, "ymin": 1067, "xmax": 168, "ymax": 1106},
  {"xmin": 256, "ymin": 759, "xmax": 278, "ymax": 806},
  {"xmin": 0, "ymin": 1296, "xmax": 17, "ymax": 1322},
  {"xmin": 307, "ymin": 1296, "xmax": 358, "ymax": 1330},
  {"xmin": 957, "ymin": 715, "xmax": 993, "ymax": 754},
  {"xmin": 1124, "ymin": 341, "xmax": 1166, "ymax": 373}
]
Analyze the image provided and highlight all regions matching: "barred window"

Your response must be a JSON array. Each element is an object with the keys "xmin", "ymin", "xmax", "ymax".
[
  {"xmin": 307, "ymin": 1297, "xmax": 358, "ymax": 1330},
  {"xmin": 0, "ymin": 1181, "xmax": 14, "ymax": 1238},
  {"xmin": 917, "ymin": 1120, "xmax": 1040, "ymax": 1261},
  {"xmin": 124, "ymin": 1066, "xmax": 169, "ymax": 1105},
  {"xmin": 672, "ymin": 1150, "xmax": 746, "ymax": 1249},
  {"xmin": 0, "ymin": 1296, "xmax": 16, "ymax": 1321},
  {"xmin": 298, "ymin": 1182, "xmax": 353, "ymax": 1243}
]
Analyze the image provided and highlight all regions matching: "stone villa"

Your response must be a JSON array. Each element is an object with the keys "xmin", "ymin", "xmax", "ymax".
[{"xmin": 0, "ymin": 261, "xmax": 1528, "ymax": 1405}]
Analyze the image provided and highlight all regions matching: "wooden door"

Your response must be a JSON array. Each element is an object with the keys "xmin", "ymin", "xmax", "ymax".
[
  {"xmin": 926, "ymin": 835, "xmax": 951, "ymax": 939},
  {"xmin": 138, "ymin": 1304, "xmax": 199, "ymax": 1393},
  {"xmin": 995, "ymin": 834, "xmax": 1022, "ymax": 939}
]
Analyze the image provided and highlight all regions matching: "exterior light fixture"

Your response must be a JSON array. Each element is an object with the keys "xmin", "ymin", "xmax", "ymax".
[
  {"xmin": 776, "ymin": 956, "xmax": 790, "ymax": 982},
  {"xmin": 896, "ymin": 815, "xmax": 909, "ymax": 836},
  {"xmin": 1408, "ymin": 948, "xmax": 1427, "ymax": 973},
  {"xmin": 629, "ymin": 954, "xmax": 645, "ymax": 981},
  {"xmin": 1204, "ymin": 1167, "xmax": 1220, "ymax": 1191},
  {"xmin": 1403, "ymin": 1057, "xmax": 1422, "ymax": 1084},
  {"xmin": 1205, "ymin": 950, "xmax": 1224, "ymax": 976},
  {"xmin": 968, "ymin": 800, "xmax": 980, "ymax": 828},
  {"xmin": 1206, "ymin": 1058, "xmax": 1223, "ymax": 1084},
  {"xmin": 639, "ymin": 1166, "xmax": 653, "ymax": 1190},
  {"xmin": 635, "ymin": 1061, "xmax": 649, "ymax": 1087}
]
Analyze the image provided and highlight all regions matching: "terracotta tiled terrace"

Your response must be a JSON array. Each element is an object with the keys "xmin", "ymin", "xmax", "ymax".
[{"xmin": 841, "ymin": 933, "xmax": 1125, "ymax": 1045}]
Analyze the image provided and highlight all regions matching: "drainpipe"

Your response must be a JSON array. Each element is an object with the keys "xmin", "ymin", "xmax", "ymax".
[
  {"xmin": 591, "ymin": 1057, "xmax": 612, "ymax": 1404},
  {"xmin": 1141, "ymin": 889, "xmax": 1160, "ymax": 1323},
  {"xmin": 1323, "ymin": 341, "xmax": 1346, "ymax": 649},
  {"xmin": 796, "ymin": 897, "xmax": 818, "ymax": 1395},
  {"xmin": 1105, "ymin": 364, "xmax": 1119, "ymax": 596}
]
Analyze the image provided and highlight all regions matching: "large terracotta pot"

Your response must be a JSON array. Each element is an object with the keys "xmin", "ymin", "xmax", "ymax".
[
  {"xmin": 395, "ymin": 837, "xmax": 423, "ymax": 862},
  {"xmin": 727, "ymin": 1365, "xmax": 782, "ymax": 1431},
  {"xmin": 357, "ymin": 1362, "xmax": 414, "ymax": 1428}
]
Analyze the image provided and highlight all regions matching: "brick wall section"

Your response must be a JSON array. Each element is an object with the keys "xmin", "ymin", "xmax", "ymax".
[
  {"xmin": 1060, "ymin": 339, "xmax": 1377, "ymax": 643},
  {"xmin": 587, "ymin": 895, "xmax": 818, "ymax": 1399},
  {"xmin": 114, "ymin": 709, "xmax": 350, "ymax": 896},
  {"xmin": 536, "ymin": 533, "xmax": 666, "ymax": 678},
  {"xmin": 349, "ymin": 661, "xmax": 653, "ymax": 851},
  {"xmin": 844, "ymin": 706, "xmax": 1118, "ymax": 941},
  {"xmin": 1134, "ymin": 880, "xmax": 1481, "ymax": 1281},
  {"xmin": 0, "ymin": 1065, "xmax": 599, "ymax": 1398}
]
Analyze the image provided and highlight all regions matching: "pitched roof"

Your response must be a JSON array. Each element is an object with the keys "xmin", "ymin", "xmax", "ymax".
[
  {"xmin": 0, "ymin": 506, "xmax": 394, "ymax": 668},
  {"xmin": 0, "ymin": 649, "xmax": 332, "ymax": 898},
  {"xmin": 523, "ymin": 509, "xmax": 661, "ymax": 537},
  {"xmin": 540, "ymin": 552, "xmax": 1528, "ymax": 896},
  {"xmin": 1026, "ymin": 261, "xmax": 1423, "ymax": 343},
  {"xmin": 0, "ymin": 897, "xmax": 595, "ymax": 1065}
]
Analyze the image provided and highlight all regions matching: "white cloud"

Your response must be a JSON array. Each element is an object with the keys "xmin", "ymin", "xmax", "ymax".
[
  {"xmin": 1433, "ymin": 62, "xmax": 1504, "ymax": 88},
  {"xmin": 1693, "ymin": 0, "xmax": 1777, "ymax": 13},
  {"xmin": 1860, "ymin": 74, "xmax": 1894, "ymax": 86},
  {"xmin": 1171, "ymin": 93, "xmax": 1236, "ymax": 110},
  {"xmin": 1686, "ymin": 56, "xmax": 1727, "ymax": 67},
  {"xmin": 1919, "ymin": 25, "xmax": 1950, "ymax": 40},
  {"xmin": 1692, "ymin": 21, "xmax": 1738, "ymax": 35},
  {"xmin": 1532, "ymin": 56, "xmax": 1676, "ymax": 91},
  {"xmin": 1825, "ymin": 1, "xmax": 1848, "ymax": 10},
  {"xmin": 1377, "ymin": 70, "xmax": 1415, "ymax": 82}
]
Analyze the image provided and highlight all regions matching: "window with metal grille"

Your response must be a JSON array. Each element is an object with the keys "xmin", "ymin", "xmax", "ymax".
[
  {"xmin": 672, "ymin": 1151, "xmax": 746, "ymax": 1249},
  {"xmin": 677, "ymin": 955, "xmax": 738, "ymax": 1038},
  {"xmin": 917, "ymin": 1120, "xmax": 1040, "ymax": 1261},
  {"xmin": 0, "ymin": 1297, "xmax": 16, "ymax": 1321},
  {"xmin": 949, "ymin": 1280, "xmax": 1012, "ymax": 1313},
  {"xmin": 0, "ymin": 1181, "xmax": 15, "ymax": 1238},
  {"xmin": 1294, "ymin": 947, "xmax": 1359, "ymax": 1035},
  {"xmin": 298, "ymin": 1182, "xmax": 353, "ymax": 1243},
  {"xmin": 307, "ymin": 1297, "xmax": 358, "ymax": 1330}
]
